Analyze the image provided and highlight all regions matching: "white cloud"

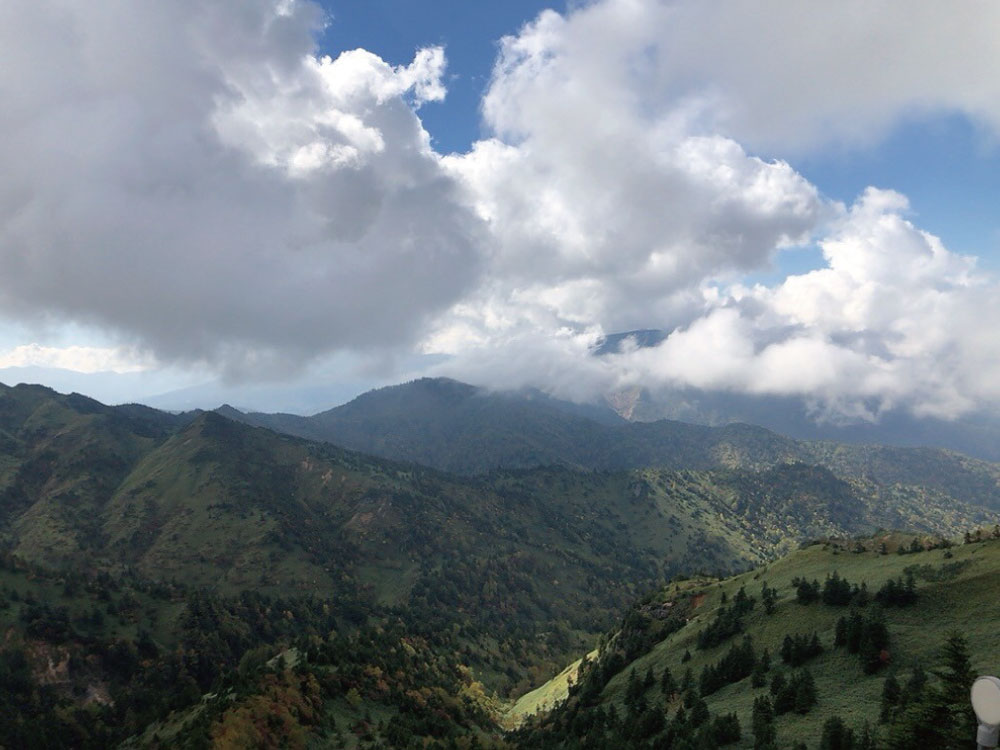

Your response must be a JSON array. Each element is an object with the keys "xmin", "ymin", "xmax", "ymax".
[
  {"xmin": 0, "ymin": 0, "xmax": 484, "ymax": 376},
  {"xmin": 2, "ymin": 0, "xmax": 999, "ymax": 423},
  {"xmin": 439, "ymin": 5, "xmax": 825, "ymax": 344},
  {"xmin": 427, "ymin": 1, "xmax": 1000, "ymax": 422},
  {"xmin": 0, "ymin": 344, "xmax": 153, "ymax": 374},
  {"xmin": 543, "ymin": 0, "xmax": 1000, "ymax": 153},
  {"xmin": 438, "ymin": 189, "xmax": 1000, "ymax": 421}
]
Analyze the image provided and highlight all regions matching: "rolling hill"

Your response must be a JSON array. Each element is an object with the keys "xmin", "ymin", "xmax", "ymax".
[
  {"xmin": 1, "ymin": 378, "xmax": 1000, "ymax": 747},
  {"xmin": 224, "ymin": 378, "xmax": 1000, "ymax": 515},
  {"xmin": 513, "ymin": 532, "xmax": 1000, "ymax": 748}
]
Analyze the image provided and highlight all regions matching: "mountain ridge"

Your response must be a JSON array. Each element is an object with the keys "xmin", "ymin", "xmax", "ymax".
[
  {"xmin": 216, "ymin": 377, "xmax": 1000, "ymax": 515},
  {"xmin": 1, "ymin": 378, "xmax": 999, "ymax": 747}
]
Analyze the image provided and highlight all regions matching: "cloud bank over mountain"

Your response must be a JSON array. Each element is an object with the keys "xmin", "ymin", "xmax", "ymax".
[
  {"xmin": 1, "ymin": 0, "xmax": 998, "ymax": 420},
  {"xmin": 428, "ymin": 0, "xmax": 1000, "ymax": 422}
]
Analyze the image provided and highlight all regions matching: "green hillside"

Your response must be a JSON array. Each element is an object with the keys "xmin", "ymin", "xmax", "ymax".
[
  {"xmin": 515, "ymin": 532, "xmax": 1000, "ymax": 748},
  {"xmin": 2, "ymin": 380, "xmax": 1000, "ymax": 748},
  {"xmin": 229, "ymin": 379, "xmax": 1000, "ymax": 515}
]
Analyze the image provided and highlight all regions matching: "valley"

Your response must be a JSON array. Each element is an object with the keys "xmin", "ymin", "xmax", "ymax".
[{"xmin": 0, "ymin": 379, "xmax": 998, "ymax": 747}]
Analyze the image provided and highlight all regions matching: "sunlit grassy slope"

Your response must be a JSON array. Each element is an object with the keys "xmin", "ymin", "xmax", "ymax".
[
  {"xmin": 522, "ymin": 533, "xmax": 1000, "ymax": 747},
  {"xmin": 503, "ymin": 650, "xmax": 598, "ymax": 729}
]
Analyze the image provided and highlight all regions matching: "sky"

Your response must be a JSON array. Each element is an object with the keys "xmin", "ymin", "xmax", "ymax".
[{"xmin": 0, "ymin": 0, "xmax": 999, "ymax": 420}]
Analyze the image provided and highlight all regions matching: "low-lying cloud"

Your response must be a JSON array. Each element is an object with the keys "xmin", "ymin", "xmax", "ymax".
[{"xmin": 427, "ymin": 0, "xmax": 1000, "ymax": 422}]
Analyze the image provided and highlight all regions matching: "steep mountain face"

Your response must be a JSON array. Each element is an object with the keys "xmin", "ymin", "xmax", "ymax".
[
  {"xmin": 224, "ymin": 378, "xmax": 1000, "ymax": 514},
  {"xmin": 0, "ymin": 381, "xmax": 992, "ymax": 642}
]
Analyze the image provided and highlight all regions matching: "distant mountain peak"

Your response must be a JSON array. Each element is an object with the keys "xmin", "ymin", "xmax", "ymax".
[
  {"xmin": 214, "ymin": 403, "xmax": 247, "ymax": 419},
  {"xmin": 592, "ymin": 329, "xmax": 667, "ymax": 356}
]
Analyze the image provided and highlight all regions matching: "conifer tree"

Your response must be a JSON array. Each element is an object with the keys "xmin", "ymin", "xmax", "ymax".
[
  {"xmin": 752, "ymin": 695, "xmax": 777, "ymax": 749},
  {"xmin": 902, "ymin": 663, "xmax": 927, "ymax": 705},
  {"xmin": 660, "ymin": 665, "xmax": 676, "ymax": 696},
  {"xmin": 879, "ymin": 674, "xmax": 901, "ymax": 722},
  {"xmin": 643, "ymin": 665, "xmax": 656, "ymax": 691},
  {"xmin": 689, "ymin": 696, "xmax": 710, "ymax": 728},
  {"xmin": 793, "ymin": 669, "xmax": 817, "ymax": 714},
  {"xmin": 680, "ymin": 666, "xmax": 694, "ymax": 692},
  {"xmin": 770, "ymin": 671, "xmax": 785, "ymax": 697},
  {"xmin": 886, "ymin": 633, "xmax": 977, "ymax": 750},
  {"xmin": 819, "ymin": 715, "xmax": 855, "ymax": 750}
]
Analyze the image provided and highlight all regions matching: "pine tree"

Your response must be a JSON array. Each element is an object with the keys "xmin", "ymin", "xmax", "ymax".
[
  {"xmin": 660, "ymin": 665, "xmax": 677, "ymax": 696},
  {"xmin": 689, "ymin": 696, "xmax": 710, "ymax": 727},
  {"xmin": 770, "ymin": 671, "xmax": 785, "ymax": 697},
  {"xmin": 935, "ymin": 632, "xmax": 977, "ymax": 744},
  {"xmin": 886, "ymin": 633, "xmax": 977, "ymax": 750},
  {"xmin": 761, "ymin": 583, "xmax": 777, "ymax": 614},
  {"xmin": 879, "ymin": 674, "xmax": 901, "ymax": 722},
  {"xmin": 624, "ymin": 667, "xmax": 643, "ymax": 710},
  {"xmin": 712, "ymin": 712, "xmax": 741, "ymax": 745},
  {"xmin": 752, "ymin": 695, "xmax": 776, "ymax": 749},
  {"xmin": 680, "ymin": 666, "xmax": 694, "ymax": 692},
  {"xmin": 793, "ymin": 669, "xmax": 818, "ymax": 714},
  {"xmin": 834, "ymin": 616, "xmax": 848, "ymax": 648},
  {"xmin": 819, "ymin": 715, "xmax": 855, "ymax": 750},
  {"xmin": 902, "ymin": 663, "xmax": 927, "ymax": 706},
  {"xmin": 643, "ymin": 666, "xmax": 656, "ymax": 691},
  {"xmin": 936, "ymin": 632, "xmax": 974, "ymax": 707}
]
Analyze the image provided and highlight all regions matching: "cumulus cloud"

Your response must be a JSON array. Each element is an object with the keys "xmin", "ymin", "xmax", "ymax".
[
  {"xmin": 426, "ymin": 0, "xmax": 1000, "ymax": 421},
  {"xmin": 541, "ymin": 0, "xmax": 1000, "ymax": 152},
  {"xmin": 434, "ymin": 5, "xmax": 826, "ymax": 351},
  {"xmin": 436, "ymin": 189, "xmax": 1000, "ymax": 421},
  {"xmin": 2, "ymin": 0, "xmax": 999, "ymax": 422},
  {"xmin": 0, "ymin": 0, "xmax": 485, "ymax": 375}
]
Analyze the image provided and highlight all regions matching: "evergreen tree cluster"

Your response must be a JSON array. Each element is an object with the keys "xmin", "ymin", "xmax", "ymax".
[
  {"xmin": 770, "ymin": 669, "xmax": 818, "ymax": 715},
  {"xmin": 779, "ymin": 632, "xmax": 823, "ymax": 667},
  {"xmin": 794, "ymin": 572, "xmax": 872, "ymax": 608},
  {"xmin": 515, "ymin": 681, "xmax": 743, "ymax": 748},
  {"xmin": 699, "ymin": 635, "xmax": 759, "ymax": 696},
  {"xmin": 623, "ymin": 667, "xmax": 657, "ymax": 713},
  {"xmin": 696, "ymin": 587, "xmax": 755, "ymax": 649},
  {"xmin": 874, "ymin": 574, "xmax": 918, "ymax": 607},
  {"xmin": 818, "ymin": 716, "xmax": 877, "ymax": 750},
  {"xmin": 883, "ymin": 633, "xmax": 977, "ymax": 750},
  {"xmin": 822, "ymin": 572, "xmax": 854, "ymax": 605},
  {"xmin": 793, "ymin": 577, "xmax": 821, "ymax": 604},
  {"xmin": 834, "ymin": 612, "xmax": 890, "ymax": 674},
  {"xmin": 760, "ymin": 582, "xmax": 779, "ymax": 615},
  {"xmin": 752, "ymin": 695, "xmax": 777, "ymax": 749},
  {"xmin": 880, "ymin": 664, "xmax": 928, "ymax": 724}
]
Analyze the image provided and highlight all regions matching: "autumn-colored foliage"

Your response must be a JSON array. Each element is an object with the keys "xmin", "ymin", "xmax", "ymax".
[{"xmin": 210, "ymin": 671, "xmax": 322, "ymax": 750}]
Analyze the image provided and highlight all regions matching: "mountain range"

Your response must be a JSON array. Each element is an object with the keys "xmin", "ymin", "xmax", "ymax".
[{"xmin": 0, "ymin": 376, "xmax": 998, "ymax": 747}]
